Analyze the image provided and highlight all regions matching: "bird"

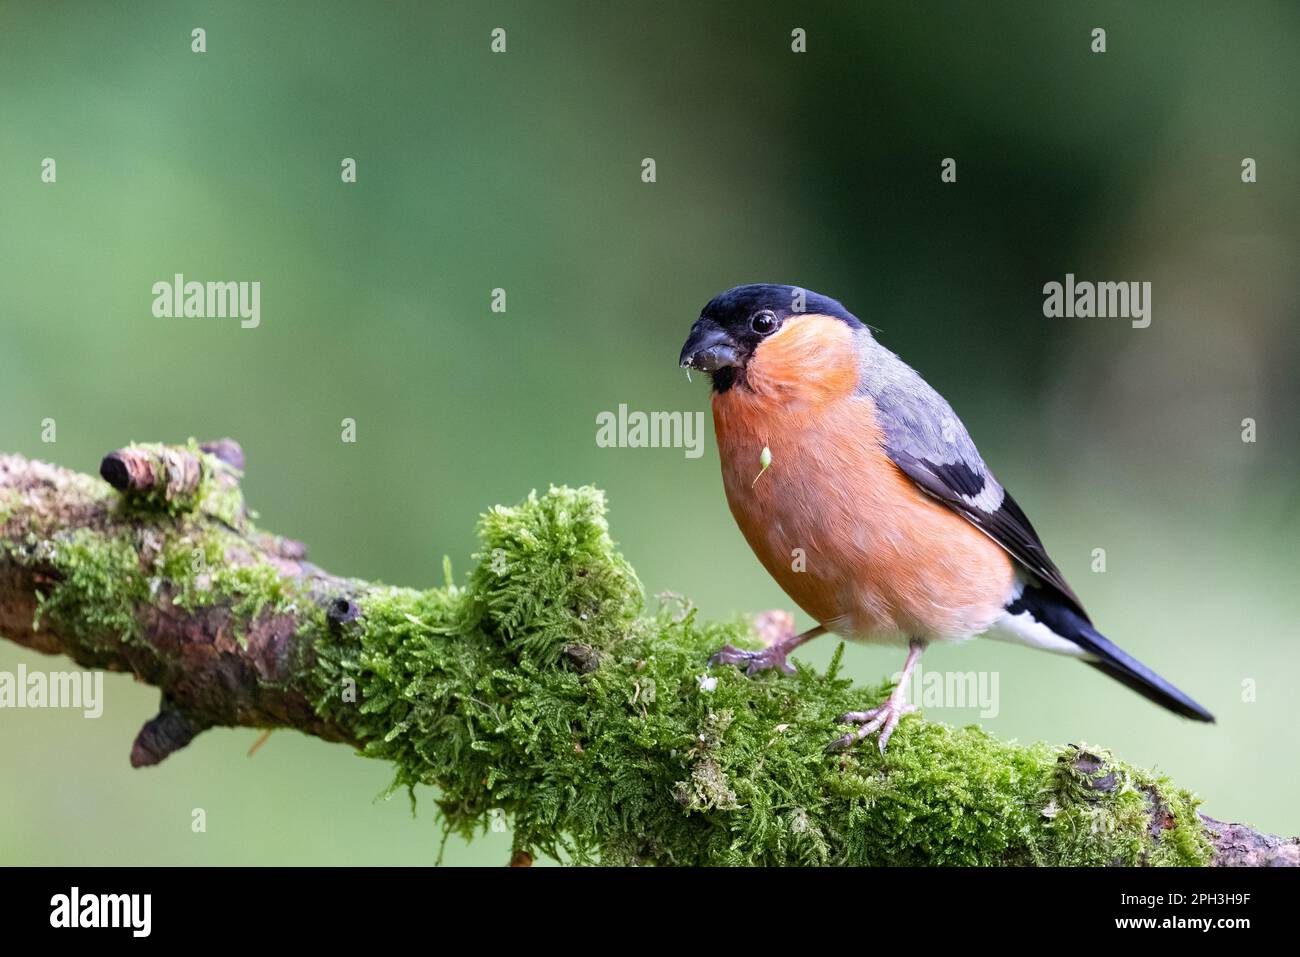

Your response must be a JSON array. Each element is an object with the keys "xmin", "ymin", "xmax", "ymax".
[{"xmin": 678, "ymin": 283, "xmax": 1214, "ymax": 753}]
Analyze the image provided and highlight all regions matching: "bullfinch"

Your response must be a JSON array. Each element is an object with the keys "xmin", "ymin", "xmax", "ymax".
[{"xmin": 679, "ymin": 283, "xmax": 1214, "ymax": 753}]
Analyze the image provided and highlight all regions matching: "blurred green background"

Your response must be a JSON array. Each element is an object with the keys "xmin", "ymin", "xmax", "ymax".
[{"xmin": 2, "ymin": 1, "xmax": 1298, "ymax": 865}]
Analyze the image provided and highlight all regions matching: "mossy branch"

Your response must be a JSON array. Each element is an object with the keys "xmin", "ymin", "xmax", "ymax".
[{"xmin": 0, "ymin": 442, "xmax": 1294, "ymax": 866}]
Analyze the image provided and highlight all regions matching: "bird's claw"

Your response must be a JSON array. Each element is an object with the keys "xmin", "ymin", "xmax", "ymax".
[
  {"xmin": 707, "ymin": 643, "xmax": 796, "ymax": 676},
  {"xmin": 826, "ymin": 697, "xmax": 919, "ymax": 754}
]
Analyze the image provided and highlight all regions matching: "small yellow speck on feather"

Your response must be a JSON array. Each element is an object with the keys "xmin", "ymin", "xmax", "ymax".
[{"xmin": 751, "ymin": 445, "xmax": 772, "ymax": 488}]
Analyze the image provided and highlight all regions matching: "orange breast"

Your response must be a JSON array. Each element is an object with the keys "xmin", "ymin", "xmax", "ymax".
[{"xmin": 712, "ymin": 314, "xmax": 1014, "ymax": 644}]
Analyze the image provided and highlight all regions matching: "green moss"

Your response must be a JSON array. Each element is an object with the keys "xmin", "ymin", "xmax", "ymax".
[
  {"xmin": 1041, "ymin": 744, "xmax": 1214, "ymax": 866},
  {"xmin": 30, "ymin": 529, "xmax": 149, "ymax": 652},
  {"xmin": 197, "ymin": 466, "xmax": 246, "ymax": 528},
  {"xmin": 220, "ymin": 563, "xmax": 290, "ymax": 621},
  {"xmin": 459, "ymin": 486, "xmax": 643, "ymax": 664},
  {"xmin": 144, "ymin": 528, "xmax": 292, "ymax": 647},
  {"xmin": 309, "ymin": 485, "xmax": 1214, "ymax": 867}
]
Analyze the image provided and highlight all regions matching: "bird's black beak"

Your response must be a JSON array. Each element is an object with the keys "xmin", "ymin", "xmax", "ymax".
[{"xmin": 679, "ymin": 319, "xmax": 739, "ymax": 373}]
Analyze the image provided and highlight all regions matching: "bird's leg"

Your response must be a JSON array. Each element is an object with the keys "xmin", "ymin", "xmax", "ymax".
[
  {"xmin": 709, "ymin": 620, "xmax": 827, "ymax": 676},
  {"xmin": 828, "ymin": 638, "xmax": 926, "ymax": 754}
]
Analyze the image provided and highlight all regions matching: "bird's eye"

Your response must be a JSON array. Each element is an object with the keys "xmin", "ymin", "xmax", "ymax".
[{"xmin": 750, "ymin": 310, "xmax": 778, "ymax": 335}]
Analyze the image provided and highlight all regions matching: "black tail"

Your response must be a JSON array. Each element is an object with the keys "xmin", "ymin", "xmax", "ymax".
[
  {"xmin": 1080, "ymin": 643, "xmax": 1215, "ymax": 722},
  {"xmin": 1008, "ymin": 587, "xmax": 1215, "ymax": 723}
]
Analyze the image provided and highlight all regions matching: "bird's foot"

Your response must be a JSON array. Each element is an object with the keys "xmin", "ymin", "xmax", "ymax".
[
  {"xmin": 827, "ymin": 690, "xmax": 918, "ymax": 754},
  {"xmin": 708, "ymin": 610, "xmax": 800, "ymax": 675},
  {"xmin": 708, "ymin": 642, "xmax": 796, "ymax": 676}
]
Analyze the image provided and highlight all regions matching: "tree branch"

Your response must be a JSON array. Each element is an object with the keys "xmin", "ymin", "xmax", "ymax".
[{"xmin": 0, "ymin": 441, "xmax": 1294, "ymax": 866}]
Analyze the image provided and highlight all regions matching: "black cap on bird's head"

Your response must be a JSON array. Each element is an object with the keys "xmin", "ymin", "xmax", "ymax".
[{"xmin": 678, "ymin": 284, "xmax": 863, "ymax": 392}]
